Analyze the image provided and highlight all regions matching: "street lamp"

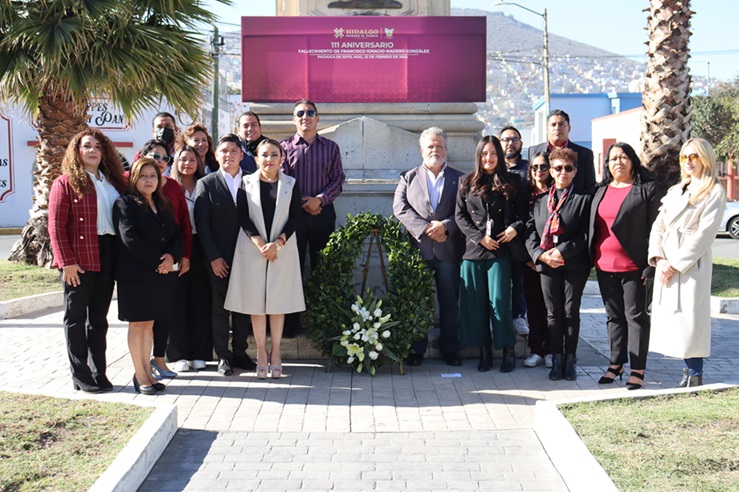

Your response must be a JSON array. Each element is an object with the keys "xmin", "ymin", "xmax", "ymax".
[{"xmin": 494, "ymin": 2, "xmax": 550, "ymax": 116}]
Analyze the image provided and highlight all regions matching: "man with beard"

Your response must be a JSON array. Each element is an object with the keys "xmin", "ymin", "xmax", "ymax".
[
  {"xmin": 237, "ymin": 111, "xmax": 267, "ymax": 174},
  {"xmin": 499, "ymin": 126, "xmax": 530, "ymax": 339}
]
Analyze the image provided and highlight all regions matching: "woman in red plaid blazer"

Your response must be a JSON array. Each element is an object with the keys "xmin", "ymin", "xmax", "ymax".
[{"xmin": 49, "ymin": 129, "xmax": 127, "ymax": 393}]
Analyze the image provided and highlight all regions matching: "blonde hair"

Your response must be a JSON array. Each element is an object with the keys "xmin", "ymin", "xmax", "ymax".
[{"xmin": 676, "ymin": 138, "xmax": 721, "ymax": 205}]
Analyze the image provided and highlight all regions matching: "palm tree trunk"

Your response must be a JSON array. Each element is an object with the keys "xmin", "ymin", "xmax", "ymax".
[
  {"xmin": 9, "ymin": 88, "xmax": 87, "ymax": 266},
  {"xmin": 640, "ymin": 0, "xmax": 693, "ymax": 189}
]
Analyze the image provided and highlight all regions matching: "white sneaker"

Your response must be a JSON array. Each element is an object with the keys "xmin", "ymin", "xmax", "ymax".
[
  {"xmin": 524, "ymin": 354, "xmax": 544, "ymax": 367},
  {"xmin": 191, "ymin": 360, "xmax": 206, "ymax": 371},
  {"xmin": 173, "ymin": 359, "xmax": 190, "ymax": 372},
  {"xmin": 513, "ymin": 317, "xmax": 530, "ymax": 336},
  {"xmin": 545, "ymin": 354, "xmax": 553, "ymax": 368}
]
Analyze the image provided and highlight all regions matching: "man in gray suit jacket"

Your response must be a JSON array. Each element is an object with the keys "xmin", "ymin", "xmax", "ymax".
[{"xmin": 393, "ymin": 127, "xmax": 464, "ymax": 366}]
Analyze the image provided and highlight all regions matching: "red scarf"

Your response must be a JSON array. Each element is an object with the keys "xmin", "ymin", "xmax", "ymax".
[{"xmin": 540, "ymin": 185, "xmax": 571, "ymax": 250}]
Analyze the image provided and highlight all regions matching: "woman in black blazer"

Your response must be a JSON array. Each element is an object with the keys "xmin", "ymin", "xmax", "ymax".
[
  {"xmin": 526, "ymin": 148, "xmax": 591, "ymax": 381},
  {"xmin": 113, "ymin": 158, "xmax": 183, "ymax": 395},
  {"xmin": 589, "ymin": 143, "xmax": 662, "ymax": 390},
  {"xmin": 455, "ymin": 135, "xmax": 528, "ymax": 372}
]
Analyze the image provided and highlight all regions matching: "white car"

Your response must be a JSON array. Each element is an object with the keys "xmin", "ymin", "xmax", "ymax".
[{"xmin": 720, "ymin": 200, "xmax": 739, "ymax": 239}]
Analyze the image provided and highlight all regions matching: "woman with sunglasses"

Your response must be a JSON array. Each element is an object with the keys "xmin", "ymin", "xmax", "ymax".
[
  {"xmin": 526, "ymin": 148, "xmax": 591, "ymax": 381},
  {"xmin": 648, "ymin": 138, "xmax": 726, "ymax": 388},
  {"xmin": 176, "ymin": 123, "xmax": 219, "ymax": 174},
  {"xmin": 588, "ymin": 143, "xmax": 662, "ymax": 390},
  {"xmin": 522, "ymin": 152, "xmax": 554, "ymax": 369},
  {"xmin": 167, "ymin": 146, "xmax": 213, "ymax": 373},
  {"xmin": 455, "ymin": 135, "xmax": 528, "ymax": 372},
  {"xmin": 137, "ymin": 140, "xmax": 192, "ymax": 379}
]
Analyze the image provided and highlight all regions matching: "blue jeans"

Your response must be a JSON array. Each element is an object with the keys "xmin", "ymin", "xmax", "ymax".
[
  {"xmin": 411, "ymin": 258, "xmax": 460, "ymax": 356},
  {"xmin": 684, "ymin": 358, "xmax": 703, "ymax": 377}
]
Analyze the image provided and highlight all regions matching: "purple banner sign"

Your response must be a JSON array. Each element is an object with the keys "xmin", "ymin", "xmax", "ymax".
[{"xmin": 241, "ymin": 16, "xmax": 486, "ymax": 103}]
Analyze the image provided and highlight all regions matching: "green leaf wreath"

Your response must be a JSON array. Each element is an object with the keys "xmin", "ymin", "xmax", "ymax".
[{"xmin": 305, "ymin": 212, "xmax": 435, "ymax": 374}]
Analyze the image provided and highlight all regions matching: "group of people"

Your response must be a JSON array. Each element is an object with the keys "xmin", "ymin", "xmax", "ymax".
[
  {"xmin": 49, "ymin": 100, "xmax": 345, "ymax": 394},
  {"xmin": 394, "ymin": 109, "xmax": 726, "ymax": 389},
  {"xmin": 49, "ymin": 102, "xmax": 726, "ymax": 395}
]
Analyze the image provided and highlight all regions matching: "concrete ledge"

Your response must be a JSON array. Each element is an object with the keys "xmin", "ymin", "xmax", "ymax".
[
  {"xmin": 711, "ymin": 295, "xmax": 739, "ymax": 314},
  {"xmin": 535, "ymin": 383, "xmax": 737, "ymax": 492},
  {"xmin": 90, "ymin": 403, "xmax": 177, "ymax": 492},
  {"xmin": 0, "ymin": 291, "xmax": 63, "ymax": 319}
]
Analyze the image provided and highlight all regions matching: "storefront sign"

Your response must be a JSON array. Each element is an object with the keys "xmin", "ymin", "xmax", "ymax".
[
  {"xmin": 241, "ymin": 16, "xmax": 486, "ymax": 103},
  {"xmin": 0, "ymin": 112, "xmax": 13, "ymax": 202}
]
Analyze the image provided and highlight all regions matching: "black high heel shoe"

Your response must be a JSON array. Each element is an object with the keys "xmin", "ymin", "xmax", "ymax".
[
  {"xmin": 598, "ymin": 365, "xmax": 625, "ymax": 384},
  {"xmin": 132, "ymin": 374, "xmax": 157, "ymax": 395},
  {"xmin": 626, "ymin": 372, "xmax": 644, "ymax": 390},
  {"xmin": 478, "ymin": 345, "xmax": 493, "ymax": 372},
  {"xmin": 72, "ymin": 377, "xmax": 102, "ymax": 394}
]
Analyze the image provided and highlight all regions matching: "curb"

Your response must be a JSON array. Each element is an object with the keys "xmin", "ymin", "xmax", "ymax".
[
  {"xmin": 711, "ymin": 295, "xmax": 739, "ymax": 314},
  {"xmin": 535, "ymin": 382, "xmax": 737, "ymax": 492},
  {"xmin": 0, "ymin": 291, "xmax": 63, "ymax": 319},
  {"xmin": 0, "ymin": 387, "xmax": 176, "ymax": 492}
]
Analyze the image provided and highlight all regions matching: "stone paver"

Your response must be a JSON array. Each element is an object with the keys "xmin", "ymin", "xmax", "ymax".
[{"xmin": 1, "ymin": 293, "xmax": 737, "ymax": 491}]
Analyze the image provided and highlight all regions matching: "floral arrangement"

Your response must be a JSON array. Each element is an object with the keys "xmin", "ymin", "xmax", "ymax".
[{"xmin": 333, "ymin": 291, "xmax": 401, "ymax": 375}]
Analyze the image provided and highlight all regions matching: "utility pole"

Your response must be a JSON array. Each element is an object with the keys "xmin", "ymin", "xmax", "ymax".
[{"xmin": 211, "ymin": 25, "xmax": 224, "ymax": 141}]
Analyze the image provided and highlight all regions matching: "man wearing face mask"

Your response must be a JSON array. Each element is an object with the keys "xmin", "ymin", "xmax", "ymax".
[{"xmin": 152, "ymin": 112, "xmax": 179, "ymax": 155}]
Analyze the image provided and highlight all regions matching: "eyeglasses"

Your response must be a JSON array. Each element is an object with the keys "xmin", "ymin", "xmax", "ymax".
[
  {"xmin": 531, "ymin": 164, "xmax": 550, "ymax": 172},
  {"xmin": 147, "ymin": 152, "xmax": 172, "ymax": 164},
  {"xmin": 679, "ymin": 153, "xmax": 700, "ymax": 164},
  {"xmin": 500, "ymin": 137, "xmax": 521, "ymax": 144},
  {"xmin": 552, "ymin": 165, "xmax": 575, "ymax": 173},
  {"xmin": 295, "ymin": 110, "xmax": 317, "ymax": 118},
  {"xmin": 608, "ymin": 155, "xmax": 631, "ymax": 163}
]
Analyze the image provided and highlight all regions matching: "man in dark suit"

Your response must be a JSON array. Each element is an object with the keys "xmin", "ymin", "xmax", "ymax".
[
  {"xmin": 528, "ymin": 109, "xmax": 595, "ymax": 193},
  {"xmin": 194, "ymin": 133, "xmax": 256, "ymax": 375},
  {"xmin": 393, "ymin": 127, "xmax": 464, "ymax": 366}
]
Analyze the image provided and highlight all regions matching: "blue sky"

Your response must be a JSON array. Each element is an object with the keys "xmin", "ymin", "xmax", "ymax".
[{"xmin": 205, "ymin": 0, "xmax": 738, "ymax": 82}]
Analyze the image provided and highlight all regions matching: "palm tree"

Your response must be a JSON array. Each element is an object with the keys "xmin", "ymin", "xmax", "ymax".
[
  {"xmin": 640, "ymin": 0, "xmax": 693, "ymax": 188},
  {"xmin": 0, "ymin": 0, "xmax": 228, "ymax": 265}
]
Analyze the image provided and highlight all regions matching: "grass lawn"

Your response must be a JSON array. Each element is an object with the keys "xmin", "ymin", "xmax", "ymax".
[
  {"xmin": 560, "ymin": 387, "xmax": 739, "ymax": 492},
  {"xmin": 712, "ymin": 258, "xmax": 739, "ymax": 297},
  {"xmin": 0, "ymin": 391, "xmax": 153, "ymax": 491},
  {"xmin": 0, "ymin": 259, "xmax": 61, "ymax": 301}
]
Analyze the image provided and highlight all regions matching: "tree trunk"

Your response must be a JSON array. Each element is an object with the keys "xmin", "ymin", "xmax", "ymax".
[
  {"xmin": 8, "ymin": 88, "xmax": 87, "ymax": 266},
  {"xmin": 640, "ymin": 0, "xmax": 693, "ymax": 189}
]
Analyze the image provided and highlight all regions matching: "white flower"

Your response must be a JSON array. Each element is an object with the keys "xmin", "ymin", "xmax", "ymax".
[
  {"xmin": 342, "ymin": 330, "xmax": 351, "ymax": 336},
  {"xmin": 354, "ymin": 333, "xmax": 361, "ymax": 340},
  {"xmin": 373, "ymin": 322, "xmax": 382, "ymax": 329},
  {"xmin": 375, "ymin": 343, "xmax": 383, "ymax": 351},
  {"xmin": 352, "ymin": 322, "xmax": 360, "ymax": 332},
  {"xmin": 347, "ymin": 356, "xmax": 355, "ymax": 363},
  {"xmin": 361, "ymin": 334, "xmax": 369, "ymax": 342},
  {"xmin": 382, "ymin": 330, "xmax": 391, "ymax": 338},
  {"xmin": 351, "ymin": 304, "xmax": 359, "ymax": 313},
  {"xmin": 341, "ymin": 340, "xmax": 349, "ymax": 346},
  {"xmin": 368, "ymin": 351, "xmax": 379, "ymax": 360},
  {"xmin": 373, "ymin": 308, "xmax": 382, "ymax": 318}
]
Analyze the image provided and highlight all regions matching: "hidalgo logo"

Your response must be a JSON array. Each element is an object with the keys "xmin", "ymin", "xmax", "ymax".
[
  {"xmin": 384, "ymin": 28, "xmax": 394, "ymax": 39},
  {"xmin": 334, "ymin": 27, "xmax": 345, "ymax": 38}
]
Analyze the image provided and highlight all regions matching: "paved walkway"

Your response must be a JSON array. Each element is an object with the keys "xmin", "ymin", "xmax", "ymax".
[{"xmin": 1, "ymin": 293, "xmax": 738, "ymax": 491}]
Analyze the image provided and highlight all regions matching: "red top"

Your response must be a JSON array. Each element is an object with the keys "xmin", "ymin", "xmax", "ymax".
[
  {"xmin": 593, "ymin": 185, "xmax": 638, "ymax": 272},
  {"xmin": 162, "ymin": 178, "xmax": 192, "ymax": 259},
  {"xmin": 49, "ymin": 175, "xmax": 101, "ymax": 270}
]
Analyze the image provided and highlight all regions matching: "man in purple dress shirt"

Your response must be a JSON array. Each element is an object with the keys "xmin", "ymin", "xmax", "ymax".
[{"xmin": 280, "ymin": 100, "xmax": 346, "ymax": 273}]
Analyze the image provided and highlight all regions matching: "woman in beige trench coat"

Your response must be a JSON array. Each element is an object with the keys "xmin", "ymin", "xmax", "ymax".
[
  {"xmin": 648, "ymin": 138, "xmax": 726, "ymax": 388},
  {"xmin": 224, "ymin": 139, "xmax": 305, "ymax": 380}
]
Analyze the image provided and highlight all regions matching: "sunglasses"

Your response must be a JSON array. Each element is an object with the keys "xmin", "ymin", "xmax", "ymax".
[
  {"xmin": 679, "ymin": 153, "xmax": 700, "ymax": 164},
  {"xmin": 147, "ymin": 152, "xmax": 172, "ymax": 164},
  {"xmin": 552, "ymin": 165, "xmax": 575, "ymax": 173},
  {"xmin": 295, "ymin": 110, "xmax": 317, "ymax": 118},
  {"xmin": 531, "ymin": 164, "xmax": 550, "ymax": 172}
]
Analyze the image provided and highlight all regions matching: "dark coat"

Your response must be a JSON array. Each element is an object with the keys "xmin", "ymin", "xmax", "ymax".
[
  {"xmin": 526, "ymin": 187, "xmax": 592, "ymax": 272},
  {"xmin": 455, "ymin": 173, "xmax": 529, "ymax": 261},
  {"xmin": 194, "ymin": 171, "xmax": 242, "ymax": 266},
  {"xmin": 588, "ymin": 180, "xmax": 663, "ymax": 277},
  {"xmin": 113, "ymin": 195, "xmax": 183, "ymax": 281},
  {"xmin": 528, "ymin": 141, "xmax": 596, "ymax": 194}
]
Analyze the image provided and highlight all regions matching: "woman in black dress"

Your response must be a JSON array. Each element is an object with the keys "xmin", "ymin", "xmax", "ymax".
[{"xmin": 113, "ymin": 158, "xmax": 183, "ymax": 394}]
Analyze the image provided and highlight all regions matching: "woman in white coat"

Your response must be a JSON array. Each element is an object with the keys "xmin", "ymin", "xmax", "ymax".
[
  {"xmin": 224, "ymin": 139, "xmax": 304, "ymax": 379},
  {"xmin": 648, "ymin": 138, "xmax": 726, "ymax": 388}
]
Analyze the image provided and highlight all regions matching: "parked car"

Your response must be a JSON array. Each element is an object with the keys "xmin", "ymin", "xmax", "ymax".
[{"xmin": 720, "ymin": 200, "xmax": 739, "ymax": 239}]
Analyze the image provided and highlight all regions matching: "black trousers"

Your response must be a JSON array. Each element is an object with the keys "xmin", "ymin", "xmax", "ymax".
[
  {"xmin": 522, "ymin": 265, "xmax": 550, "ymax": 357},
  {"xmin": 539, "ymin": 267, "xmax": 589, "ymax": 355},
  {"xmin": 62, "ymin": 235, "xmax": 115, "ymax": 383},
  {"xmin": 285, "ymin": 203, "xmax": 337, "ymax": 336},
  {"xmin": 166, "ymin": 237, "xmax": 214, "ymax": 361},
  {"xmin": 208, "ymin": 269, "xmax": 250, "ymax": 361},
  {"xmin": 596, "ymin": 269, "xmax": 650, "ymax": 370}
]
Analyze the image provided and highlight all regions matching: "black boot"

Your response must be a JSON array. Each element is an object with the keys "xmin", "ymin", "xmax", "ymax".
[
  {"xmin": 500, "ymin": 347, "xmax": 516, "ymax": 373},
  {"xmin": 564, "ymin": 354, "xmax": 577, "ymax": 381},
  {"xmin": 549, "ymin": 354, "xmax": 564, "ymax": 381},
  {"xmin": 478, "ymin": 345, "xmax": 493, "ymax": 372},
  {"xmin": 675, "ymin": 368, "xmax": 690, "ymax": 388}
]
